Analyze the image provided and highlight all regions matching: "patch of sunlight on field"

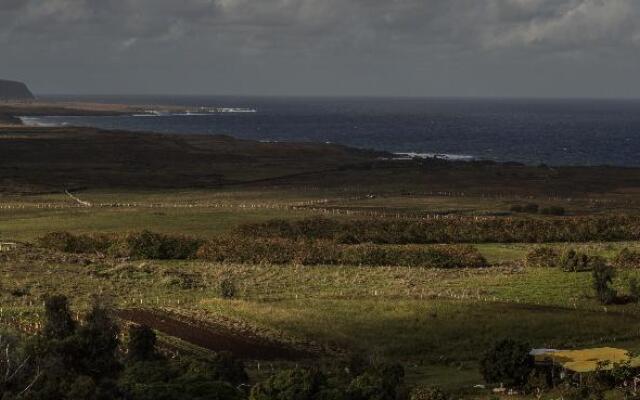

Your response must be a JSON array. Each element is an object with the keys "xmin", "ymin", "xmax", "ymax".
[
  {"xmin": 477, "ymin": 242, "xmax": 640, "ymax": 264},
  {"xmin": 198, "ymin": 298, "xmax": 640, "ymax": 363}
]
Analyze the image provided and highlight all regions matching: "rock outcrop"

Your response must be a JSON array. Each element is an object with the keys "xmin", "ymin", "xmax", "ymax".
[{"xmin": 0, "ymin": 79, "xmax": 35, "ymax": 100}]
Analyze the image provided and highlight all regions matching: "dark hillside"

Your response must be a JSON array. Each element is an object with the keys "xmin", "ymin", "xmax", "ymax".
[{"xmin": 0, "ymin": 79, "xmax": 35, "ymax": 100}]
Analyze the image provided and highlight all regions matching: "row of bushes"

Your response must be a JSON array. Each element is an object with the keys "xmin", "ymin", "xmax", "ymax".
[
  {"xmin": 238, "ymin": 215, "xmax": 640, "ymax": 244},
  {"xmin": 38, "ymin": 231, "xmax": 488, "ymax": 268},
  {"xmin": 196, "ymin": 239, "xmax": 487, "ymax": 268},
  {"xmin": 525, "ymin": 247, "xmax": 640, "ymax": 270},
  {"xmin": 38, "ymin": 231, "xmax": 203, "ymax": 260}
]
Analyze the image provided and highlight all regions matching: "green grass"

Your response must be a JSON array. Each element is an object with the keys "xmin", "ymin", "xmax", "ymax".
[
  {"xmin": 4, "ymin": 247, "xmax": 640, "ymax": 394},
  {"xmin": 0, "ymin": 207, "xmax": 315, "ymax": 242},
  {"xmin": 4, "ymin": 188, "xmax": 640, "ymax": 397}
]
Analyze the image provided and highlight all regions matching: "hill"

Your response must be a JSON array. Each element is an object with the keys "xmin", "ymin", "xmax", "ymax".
[{"xmin": 0, "ymin": 79, "xmax": 35, "ymax": 100}]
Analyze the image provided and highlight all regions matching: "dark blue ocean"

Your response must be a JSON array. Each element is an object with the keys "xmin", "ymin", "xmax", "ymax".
[{"xmin": 29, "ymin": 95, "xmax": 640, "ymax": 167}]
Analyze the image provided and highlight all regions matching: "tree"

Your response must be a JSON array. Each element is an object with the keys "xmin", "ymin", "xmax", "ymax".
[
  {"xmin": 250, "ymin": 368, "xmax": 326, "ymax": 400},
  {"xmin": 65, "ymin": 304, "xmax": 121, "ymax": 379},
  {"xmin": 480, "ymin": 339, "xmax": 534, "ymax": 388},
  {"xmin": 42, "ymin": 295, "xmax": 76, "ymax": 340},
  {"xmin": 592, "ymin": 260, "xmax": 616, "ymax": 304},
  {"xmin": 127, "ymin": 325, "xmax": 157, "ymax": 362},
  {"xmin": 347, "ymin": 363, "xmax": 404, "ymax": 400}
]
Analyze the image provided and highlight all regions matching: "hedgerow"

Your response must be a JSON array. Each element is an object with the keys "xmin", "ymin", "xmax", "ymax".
[
  {"xmin": 524, "ymin": 247, "xmax": 559, "ymax": 268},
  {"xmin": 196, "ymin": 239, "xmax": 487, "ymax": 268},
  {"xmin": 38, "ymin": 231, "xmax": 202, "ymax": 259},
  {"xmin": 238, "ymin": 215, "xmax": 640, "ymax": 244}
]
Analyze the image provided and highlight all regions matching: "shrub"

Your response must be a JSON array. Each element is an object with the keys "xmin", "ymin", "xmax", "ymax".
[
  {"xmin": 250, "ymin": 368, "xmax": 327, "ymax": 400},
  {"xmin": 293, "ymin": 240, "xmax": 341, "ymax": 265},
  {"xmin": 480, "ymin": 339, "xmax": 534, "ymax": 388},
  {"xmin": 410, "ymin": 386, "xmax": 450, "ymax": 400},
  {"xmin": 196, "ymin": 237, "xmax": 297, "ymax": 265},
  {"xmin": 121, "ymin": 231, "xmax": 202, "ymax": 259},
  {"xmin": 38, "ymin": 231, "xmax": 202, "ymax": 260},
  {"xmin": 121, "ymin": 359, "xmax": 245, "ymax": 400},
  {"xmin": 524, "ymin": 247, "xmax": 559, "ymax": 268},
  {"xmin": 613, "ymin": 248, "xmax": 640, "ymax": 269},
  {"xmin": 592, "ymin": 260, "xmax": 617, "ymax": 304},
  {"xmin": 180, "ymin": 352, "xmax": 248, "ymax": 386},
  {"xmin": 347, "ymin": 363, "xmax": 404, "ymax": 400},
  {"xmin": 38, "ymin": 231, "xmax": 110, "ymax": 254},
  {"xmin": 561, "ymin": 384, "xmax": 605, "ymax": 400},
  {"xmin": 219, "ymin": 279, "xmax": 236, "ymax": 299},
  {"xmin": 560, "ymin": 249, "xmax": 601, "ymax": 272}
]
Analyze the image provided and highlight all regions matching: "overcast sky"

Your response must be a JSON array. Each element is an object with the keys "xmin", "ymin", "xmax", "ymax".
[{"xmin": 1, "ymin": 0, "xmax": 639, "ymax": 97}]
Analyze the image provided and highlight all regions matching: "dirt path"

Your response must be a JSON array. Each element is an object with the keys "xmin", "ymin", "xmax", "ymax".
[
  {"xmin": 64, "ymin": 189, "xmax": 92, "ymax": 207},
  {"xmin": 116, "ymin": 309, "xmax": 313, "ymax": 361}
]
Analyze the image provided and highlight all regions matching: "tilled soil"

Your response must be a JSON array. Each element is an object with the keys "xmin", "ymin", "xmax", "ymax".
[{"xmin": 116, "ymin": 308, "xmax": 313, "ymax": 361}]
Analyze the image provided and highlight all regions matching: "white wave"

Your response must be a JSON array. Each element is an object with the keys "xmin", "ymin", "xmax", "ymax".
[
  {"xmin": 135, "ymin": 107, "xmax": 257, "ymax": 116},
  {"xmin": 18, "ymin": 117, "xmax": 68, "ymax": 127},
  {"xmin": 393, "ymin": 152, "xmax": 475, "ymax": 161}
]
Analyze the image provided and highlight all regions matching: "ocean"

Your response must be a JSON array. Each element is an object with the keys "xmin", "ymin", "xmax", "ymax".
[{"xmin": 26, "ymin": 95, "xmax": 640, "ymax": 167}]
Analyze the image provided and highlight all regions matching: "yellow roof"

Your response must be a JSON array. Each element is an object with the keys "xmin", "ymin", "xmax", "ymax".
[{"xmin": 534, "ymin": 347, "xmax": 631, "ymax": 373}]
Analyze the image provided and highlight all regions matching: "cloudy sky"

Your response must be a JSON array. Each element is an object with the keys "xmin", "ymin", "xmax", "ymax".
[{"xmin": 1, "ymin": 0, "xmax": 639, "ymax": 97}]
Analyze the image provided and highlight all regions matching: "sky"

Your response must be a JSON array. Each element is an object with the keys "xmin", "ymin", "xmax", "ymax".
[{"xmin": 1, "ymin": 0, "xmax": 640, "ymax": 97}]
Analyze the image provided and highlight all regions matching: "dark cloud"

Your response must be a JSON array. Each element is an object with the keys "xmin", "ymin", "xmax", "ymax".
[{"xmin": 1, "ymin": 0, "xmax": 639, "ymax": 96}]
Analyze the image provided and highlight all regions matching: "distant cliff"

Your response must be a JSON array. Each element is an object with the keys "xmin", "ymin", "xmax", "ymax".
[{"xmin": 0, "ymin": 79, "xmax": 35, "ymax": 100}]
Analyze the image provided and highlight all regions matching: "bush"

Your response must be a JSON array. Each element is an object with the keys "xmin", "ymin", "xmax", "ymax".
[
  {"xmin": 409, "ymin": 386, "xmax": 450, "ymax": 400},
  {"xmin": 250, "ymin": 368, "xmax": 326, "ymax": 400},
  {"xmin": 592, "ymin": 260, "xmax": 617, "ymax": 304},
  {"xmin": 561, "ymin": 384, "xmax": 605, "ymax": 400},
  {"xmin": 613, "ymin": 248, "xmax": 640, "ymax": 269},
  {"xmin": 219, "ymin": 279, "xmax": 236, "ymax": 299},
  {"xmin": 38, "ymin": 231, "xmax": 110, "ymax": 254},
  {"xmin": 346, "ymin": 363, "xmax": 404, "ymax": 400},
  {"xmin": 480, "ymin": 339, "xmax": 534, "ymax": 388},
  {"xmin": 560, "ymin": 249, "xmax": 601, "ymax": 272},
  {"xmin": 524, "ymin": 247, "xmax": 559, "ymax": 268},
  {"xmin": 196, "ymin": 237, "xmax": 298, "ymax": 265},
  {"xmin": 121, "ymin": 231, "xmax": 202, "ymax": 259},
  {"xmin": 180, "ymin": 352, "xmax": 248, "ymax": 386},
  {"xmin": 38, "ymin": 231, "xmax": 202, "ymax": 260}
]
